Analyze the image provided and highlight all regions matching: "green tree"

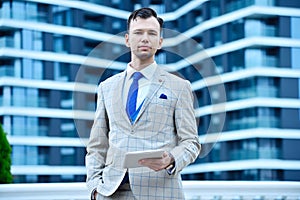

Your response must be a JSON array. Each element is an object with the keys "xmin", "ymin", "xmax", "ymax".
[{"xmin": 0, "ymin": 123, "xmax": 13, "ymax": 183}]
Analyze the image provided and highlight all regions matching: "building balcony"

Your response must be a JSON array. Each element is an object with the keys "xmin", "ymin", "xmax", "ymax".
[{"xmin": 0, "ymin": 181, "xmax": 299, "ymax": 200}]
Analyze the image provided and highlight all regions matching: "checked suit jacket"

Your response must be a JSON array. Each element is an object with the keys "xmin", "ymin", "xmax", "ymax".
[{"xmin": 86, "ymin": 66, "xmax": 201, "ymax": 200}]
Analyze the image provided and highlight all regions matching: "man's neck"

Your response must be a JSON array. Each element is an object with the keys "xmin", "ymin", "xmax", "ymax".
[{"xmin": 130, "ymin": 58, "xmax": 154, "ymax": 71}]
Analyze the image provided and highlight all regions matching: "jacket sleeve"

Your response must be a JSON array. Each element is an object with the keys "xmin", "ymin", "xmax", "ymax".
[
  {"xmin": 85, "ymin": 83, "xmax": 109, "ymax": 194},
  {"xmin": 170, "ymin": 80, "xmax": 201, "ymax": 174}
]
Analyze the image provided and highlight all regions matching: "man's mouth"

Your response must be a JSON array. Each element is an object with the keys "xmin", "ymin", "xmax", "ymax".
[{"xmin": 138, "ymin": 46, "xmax": 151, "ymax": 50}]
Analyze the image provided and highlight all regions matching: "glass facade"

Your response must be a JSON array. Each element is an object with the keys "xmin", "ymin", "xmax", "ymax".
[{"xmin": 1, "ymin": 0, "xmax": 300, "ymax": 183}]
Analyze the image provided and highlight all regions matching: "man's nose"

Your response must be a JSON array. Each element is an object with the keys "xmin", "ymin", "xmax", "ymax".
[{"xmin": 141, "ymin": 32, "xmax": 149, "ymax": 42}]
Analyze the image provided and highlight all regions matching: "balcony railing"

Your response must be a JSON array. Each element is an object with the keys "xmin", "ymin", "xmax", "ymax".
[{"xmin": 0, "ymin": 181, "xmax": 300, "ymax": 200}]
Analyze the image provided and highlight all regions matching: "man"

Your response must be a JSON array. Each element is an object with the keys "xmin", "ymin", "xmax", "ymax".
[{"xmin": 86, "ymin": 7, "xmax": 201, "ymax": 200}]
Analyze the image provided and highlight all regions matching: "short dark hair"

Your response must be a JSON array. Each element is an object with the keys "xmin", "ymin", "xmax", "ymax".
[{"xmin": 127, "ymin": 7, "xmax": 164, "ymax": 31}]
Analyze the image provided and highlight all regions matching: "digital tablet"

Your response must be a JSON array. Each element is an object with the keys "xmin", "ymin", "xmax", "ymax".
[{"xmin": 122, "ymin": 149, "xmax": 165, "ymax": 168}]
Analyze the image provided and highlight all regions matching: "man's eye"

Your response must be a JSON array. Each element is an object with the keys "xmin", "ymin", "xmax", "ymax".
[{"xmin": 134, "ymin": 32, "xmax": 142, "ymax": 34}]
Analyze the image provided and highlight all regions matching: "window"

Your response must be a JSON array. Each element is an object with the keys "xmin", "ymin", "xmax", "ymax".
[
  {"xmin": 52, "ymin": 6, "xmax": 72, "ymax": 26},
  {"xmin": 60, "ymin": 91, "xmax": 72, "ymax": 109},
  {"xmin": 227, "ymin": 77, "xmax": 279, "ymax": 101},
  {"xmin": 61, "ymin": 147, "xmax": 75, "ymax": 165},
  {"xmin": 229, "ymin": 138, "xmax": 281, "ymax": 160},
  {"xmin": 212, "ymin": 56, "xmax": 223, "ymax": 73},
  {"xmin": 228, "ymin": 50, "xmax": 244, "ymax": 71},
  {"xmin": 228, "ymin": 107, "xmax": 280, "ymax": 131},
  {"xmin": 211, "ymin": 27, "xmax": 222, "ymax": 46},
  {"xmin": 11, "ymin": 116, "xmax": 47, "ymax": 136},
  {"xmin": 39, "ymin": 89, "xmax": 49, "ymax": 108},
  {"xmin": 12, "ymin": 145, "xmax": 38, "ymax": 165},
  {"xmin": 245, "ymin": 48, "xmax": 278, "ymax": 68},
  {"xmin": 61, "ymin": 119, "xmax": 76, "ymax": 137},
  {"xmin": 54, "ymin": 62, "xmax": 70, "ymax": 81},
  {"xmin": 228, "ymin": 19, "xmax": 244, "ymax": 42},
  {"xmin": 209, "ymin": 0, "xmax": 221, "ymax": 18},
  {"xmin": 54, "ymin": 34, "xmax": 69, "ymax": 53},
  {"xmin": 38, "ymin": 118, "xmax": 49, "ymax": 136}
]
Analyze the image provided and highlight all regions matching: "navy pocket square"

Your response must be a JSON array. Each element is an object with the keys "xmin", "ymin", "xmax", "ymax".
[{"xmin": 159, "ymin": 93, "xmax": 167, "ymax": 99}]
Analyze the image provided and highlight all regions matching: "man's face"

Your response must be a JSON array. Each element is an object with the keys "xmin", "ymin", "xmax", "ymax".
[{"xmin": 125, "ymin": 16, "xmax": 163, "ymax": 61}]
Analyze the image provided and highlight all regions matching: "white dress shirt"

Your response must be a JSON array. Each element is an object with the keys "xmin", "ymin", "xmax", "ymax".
[{"xmin": 123, "ymin": 62, "xmax": 157, "ymax": 110}]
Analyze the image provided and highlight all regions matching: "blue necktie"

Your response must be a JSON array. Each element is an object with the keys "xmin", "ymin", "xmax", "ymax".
[{"xmin": 126, "ymin": 72, "xmax": 143, "ymax": 122}]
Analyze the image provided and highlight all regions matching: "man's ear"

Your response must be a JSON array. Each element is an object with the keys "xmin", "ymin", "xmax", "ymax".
[
  {"xmin": 157, "ymin": 37, "xmax": 163, "ymax": 50},
  {"xmin": 125, "ymin": 33, "xmax": 130, "ymax": 48}
]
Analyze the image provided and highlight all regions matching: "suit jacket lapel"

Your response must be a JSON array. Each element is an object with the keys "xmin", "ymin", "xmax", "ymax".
[
  {"xmin": 112, "ymin": 71, "xmax": 132, "ymax": 125},
  {"xmin": 134, "ymin": 67, "xmax": 166, "ymax": 123}
]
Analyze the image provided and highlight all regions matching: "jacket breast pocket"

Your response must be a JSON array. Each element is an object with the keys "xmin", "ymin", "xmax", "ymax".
[
  {"xmin": 145, "ymin": 95, "xmax": 176, "ymax": 129},
  {"xmin": 153, "ymin": 91, "xmax": 176, "ymax": 111}
]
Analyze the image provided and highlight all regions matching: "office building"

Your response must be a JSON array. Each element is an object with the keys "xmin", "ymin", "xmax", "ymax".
[{"xmin": 0, "ymin": 0, "xmax": 299, "ymax": 183}]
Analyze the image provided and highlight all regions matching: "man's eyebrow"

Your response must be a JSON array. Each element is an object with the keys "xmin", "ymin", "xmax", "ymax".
[
  {"xmin": 132, "ymin": 29, "xmax": 143, "ymax": 32},
  {"xmin": 132, "ymin": 29, "xmax": 158, "ymax": 33}
]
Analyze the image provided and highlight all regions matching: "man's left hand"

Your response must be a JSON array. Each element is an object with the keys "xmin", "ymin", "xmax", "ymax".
[{"xmin": 138, "ymin": 151, "xmax": 174, "ymax": 171}]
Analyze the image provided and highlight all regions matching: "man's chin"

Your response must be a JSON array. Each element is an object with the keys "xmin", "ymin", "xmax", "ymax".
[{"xmin": 136, "ymin": 52, "xmax": 153, "ymax": 60}]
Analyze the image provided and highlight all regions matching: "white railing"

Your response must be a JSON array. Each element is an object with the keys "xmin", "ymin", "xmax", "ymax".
[{"xmin": 0, "ymin": 181, "xmax": 300, "ymax": 200}]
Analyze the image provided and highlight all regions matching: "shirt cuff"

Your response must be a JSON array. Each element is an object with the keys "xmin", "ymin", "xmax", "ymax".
[
  {"xmin": 91, "ymin": 188, "xmax": 97, "ymax": 200},
  {"xmin": 165, "ymin": 162, "xmax": 176, "ymax": 175}
]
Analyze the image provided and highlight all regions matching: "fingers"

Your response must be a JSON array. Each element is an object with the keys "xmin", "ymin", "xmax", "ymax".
[
  {"xmin": 162, "ymin": 151, "xmax": 169, "ymax": 158},
  {"xmin": 139, "ymin": 152, "xmax": 171, "ymax": 171},
  {"xmin": 138, "ymin": 158, "xmax": 164, "ymax": 171},
  {"xmin": 138, "ymin": 158, "xmax": 158, "ymax": 170}
]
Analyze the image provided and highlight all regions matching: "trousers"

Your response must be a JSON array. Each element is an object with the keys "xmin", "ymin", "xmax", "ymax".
[{"xmin": 96, "ymin": 183, "xmax": 136, "ymax": 200}]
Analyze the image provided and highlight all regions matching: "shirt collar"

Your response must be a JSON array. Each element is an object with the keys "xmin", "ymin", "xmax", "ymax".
[{"xmin": 126, "ymin": 62, "xmax": 157, "ymax": 81}]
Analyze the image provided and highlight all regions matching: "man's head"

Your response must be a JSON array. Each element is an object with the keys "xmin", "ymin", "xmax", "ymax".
[
  {"xmin": 127, "ymin": 8, "xmax": 164, "ymax": 33},
  {"xmin": 125, "ymin": 8, "xmax": 164, "ymax": 63}
]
